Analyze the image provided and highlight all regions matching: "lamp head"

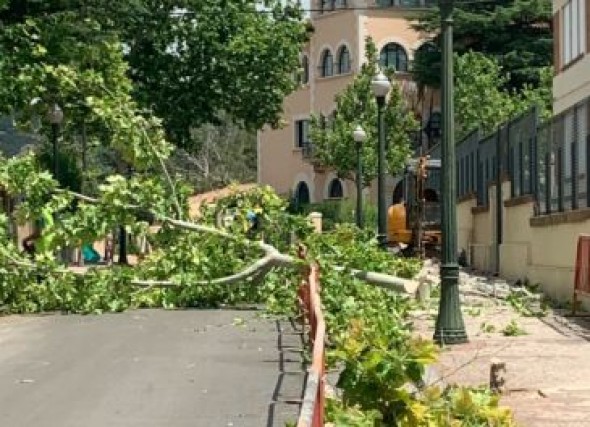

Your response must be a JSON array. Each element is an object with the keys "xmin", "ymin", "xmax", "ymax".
[
  {"xmin": 353, "ymin": 125, "xmax": 367, "ymax": 145},
  {"xmin": 48, "ymin": 103, "xmax": 64, "ymax": 125},
  {"xmin": 371, "ymin": 70, "xmax": 392, "ymax": 99}
]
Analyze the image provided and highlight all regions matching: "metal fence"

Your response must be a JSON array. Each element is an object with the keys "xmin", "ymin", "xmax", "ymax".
[{"xmin": 455, "ymin": 97, "xmax": 590, "ymax": 216}]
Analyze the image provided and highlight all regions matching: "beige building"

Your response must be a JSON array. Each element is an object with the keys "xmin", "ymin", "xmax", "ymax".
[
  {"xmin": 553, "ymin": 0, "xmax": 590, "ymax": 114},
  {"xmin": 257, "ymin": 0, "xmax": 439, "ymax": 205}
]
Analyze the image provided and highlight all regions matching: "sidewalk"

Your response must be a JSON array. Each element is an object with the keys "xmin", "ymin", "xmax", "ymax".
[{"xmin": 413, "ymin": 265, "xmax": 590, "ymax": 427}]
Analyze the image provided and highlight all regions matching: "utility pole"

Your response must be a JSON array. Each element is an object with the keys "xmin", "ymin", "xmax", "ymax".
[{"xmin": 433, "ymin": 0, "xmax": 468, "ymax": 345}]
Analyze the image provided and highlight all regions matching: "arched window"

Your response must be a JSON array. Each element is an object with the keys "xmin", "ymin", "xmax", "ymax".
[
  {"xmin": 328, "ymin": 179, "xmax": 344, "ymax": 199},
  {"xmin": 301, "ymin": 55, "xmax": 309, "ymax": 84},
  {"xmin": 295, "ymin": 181, "xmax": 310, "ymax": 205},
  {"xmin": 337, "ymin": 46, "xmax": 351, "ymax": 74},
  {"xmin": 379, "ymin": 43, "xmax": 408, "ymax": 72},
  {"xmin": 320, "ymin": 49, "xmax": 333, "ymax": 77}
]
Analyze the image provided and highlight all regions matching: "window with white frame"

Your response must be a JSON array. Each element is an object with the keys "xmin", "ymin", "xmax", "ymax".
[
  {"xmin": 295, "ymin": 119, "xmax": 310, "ymax": 148},
  {"xmin": 562, "ymin": 0, "xmax": 586, "ymax": 66}
]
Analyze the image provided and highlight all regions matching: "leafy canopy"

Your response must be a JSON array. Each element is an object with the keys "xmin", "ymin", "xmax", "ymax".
[
  {"xmin": 0, "ymin": 3, "xmax": 173, "ymax": 174},
  {"xmin": 412, "ymin": 0, "xmax": 552, "ymax": 91},
  {"xmin": 309, "ymin": 38, "xmax": 417, "ymax": 187},
  {"xmin": 121, "ymin": 0, "xmax": 310, "ymax": 148},
  {"xmin": 0, "ymin": 1, "xmax": 310, "ymax": 151},
  {"xmin": 455, "ymin": 51, "xmax": 552, "ymax": 139}
]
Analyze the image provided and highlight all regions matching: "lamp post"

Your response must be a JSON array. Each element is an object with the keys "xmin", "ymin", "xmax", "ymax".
[
  {"xmin": 371, "ymin": 71, "xmax": 391, "ymax": 247},
  {"xmin": 118, "ymin": 166, "xmax": 133, "ymax": 266},
  {"xmin": 47, "ymin": 103, "xmax": 64, "ymax": 180},
  {"xmin": 353, "ymin": 125, "xmax": 367, "ymax": 228},
  {"xmin": 433, "ymin": 0, "xmax": 468, "ymax": 345}
]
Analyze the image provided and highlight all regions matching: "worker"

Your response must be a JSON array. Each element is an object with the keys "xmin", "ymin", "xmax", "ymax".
[{"xmin": 246, "ymin": 207, "xmax": 263, "ymax": 239}]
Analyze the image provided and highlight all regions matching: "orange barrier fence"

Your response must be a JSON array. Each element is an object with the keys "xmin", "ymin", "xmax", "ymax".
[
  {"xmin": 573, "ymin": 234, "xmax": 590, "ymax": 315},
  {"xmin": 296, "ymin": 260, "xmax": 326, "ymax": 427}
]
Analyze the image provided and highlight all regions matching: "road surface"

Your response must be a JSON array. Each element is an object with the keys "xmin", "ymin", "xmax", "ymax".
[{"xmin": 0, "ymin": 310, "xmax": 305, "ymax": 427}]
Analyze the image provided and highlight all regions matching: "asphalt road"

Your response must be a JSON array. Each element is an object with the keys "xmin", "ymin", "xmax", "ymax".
[{"xmin": 0, "ymin": 310, "xmax": 305, "ymax": 427}]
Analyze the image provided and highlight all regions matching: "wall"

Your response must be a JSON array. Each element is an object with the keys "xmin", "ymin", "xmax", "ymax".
[
  {"xmin": 554, "ymin": 55, "xmax": 590, "ymax": 114},
  {"xmin": 460, "ymin": 178, "xmax": 590, "ymax": 307},
  {"xmin": 456, "ymin": 195, "xmax": 476, "ymax": 261},
  {"xmin": 364, "ymin": 10, "xmax": 425, "ymax": 58},
  {"xmin": 552, "ymin": 0, "xmax": 590, "ymax": 114},
  {"xmin": 258, "ymin": 120, "xmax": 317, "ymax": 199}
]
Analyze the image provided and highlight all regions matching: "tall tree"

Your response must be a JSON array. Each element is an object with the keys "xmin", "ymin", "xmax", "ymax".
[
  {"xmin": 0, "ymin": 1, "xmax": 310, "ymax": 150},
  {"xmin": 309, "ymin": 38, "xmax": 417, "ymax": 187},
  {"xmin": 454, "ymin": 51, "xmax": 552, "ymax": 139},
  {"xmin": 0, "ymin": 4, "xmax": 172, "ymax": 172},
  {"xmin": 169, "ymin": 118, "xmax": 257, "ymax": 192},
  {"xmin": 119, "ymin": 0, "xmax": 310, "ymax": 149},
  {"xmin": 412, "ymin": 0, "xmax": 552, "ymax": 91}
]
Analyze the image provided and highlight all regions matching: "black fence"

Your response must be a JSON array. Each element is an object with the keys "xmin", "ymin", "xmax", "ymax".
[{"xmin": 455, "ymin": 97, "xmax": 590, "ymax": 216}]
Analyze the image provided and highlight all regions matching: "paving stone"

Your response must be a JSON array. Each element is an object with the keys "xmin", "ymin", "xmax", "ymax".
[{"xmin": 413, "ymin": 261, "xmax": 590, "ymax": 426}]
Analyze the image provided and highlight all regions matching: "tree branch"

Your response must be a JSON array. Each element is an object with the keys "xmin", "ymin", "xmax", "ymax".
[
  {"xmin": 345, "ymin": 269, "xmax": 420, "ymax": 295},
  {"xmin": 140, "ymin": 128, "xmax": 184, "ymax": 220},
  {"xmin": 53, "ymin": 190, "xmax": 418, "ymax": 294},
  {"xmin": 131, "ymin": 254, "xmax": 278, "ymax": 287}
]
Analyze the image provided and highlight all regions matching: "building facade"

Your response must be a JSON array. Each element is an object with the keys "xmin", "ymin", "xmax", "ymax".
[
  {"xmin": 553, "ymin": 0, "xmax": 590, "ymax": 113},
  {"xmin": 257, "ymin": 0, "xmax": 439, "ymax": 205}
]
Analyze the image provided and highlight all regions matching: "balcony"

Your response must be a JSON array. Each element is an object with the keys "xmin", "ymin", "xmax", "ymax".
[
  {"xmin": 301, "ymin": 142, "xmax": 315, "ymax": 160},
  {"xmin": 301, "ymin": 142, "xmax": 327, "ymax": 172}
]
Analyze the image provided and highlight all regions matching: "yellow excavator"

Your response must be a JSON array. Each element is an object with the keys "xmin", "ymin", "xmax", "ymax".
[{"xmin": 387, "ymin": 156, "xmax": 441, "ymax": 257}]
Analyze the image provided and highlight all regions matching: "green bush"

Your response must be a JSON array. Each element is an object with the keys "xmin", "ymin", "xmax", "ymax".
[{"xmin": 301, "ymin": 198, "xmax": 378, "ymax": 231}]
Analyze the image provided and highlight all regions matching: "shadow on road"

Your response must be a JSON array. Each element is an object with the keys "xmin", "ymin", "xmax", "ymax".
[{"xmin": 266, "ymin": 318, "xmax": 307, "ymax": 427}]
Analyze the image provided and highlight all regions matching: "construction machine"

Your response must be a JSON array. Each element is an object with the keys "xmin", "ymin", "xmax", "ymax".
[{"xmin": 387, "ymin": 156, "xmax": 442, "ymax": 257}]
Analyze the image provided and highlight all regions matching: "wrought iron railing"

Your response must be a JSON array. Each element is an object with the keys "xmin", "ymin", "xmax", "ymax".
[{"xmin": 301, "ymin": 142, "xmax": 315, "ymax": 160}]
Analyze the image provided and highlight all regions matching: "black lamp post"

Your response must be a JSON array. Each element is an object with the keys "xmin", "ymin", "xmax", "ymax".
[
  {"xmin": 47, "ymin": 103, "xmax": 64, "ymax": 180},
  {"xmin": 433, "ymin": 0, "xmax": 468, "ymax": 345},
  {"xmin": 353, "ymin": 125, "xmax": 367, "ymax": 228},
  {"xmin": 371, "ymin": 71, "xmax": 392, "ymax": 247},
  {"xmin": 118, "ymin": 166, "xmax": 134, "ymax": 265}
]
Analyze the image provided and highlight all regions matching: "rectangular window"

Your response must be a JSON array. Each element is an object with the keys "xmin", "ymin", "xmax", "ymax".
[
  {"xmin": 562, "ymin": 0, "xmax": 586, "ymax": 66},
  {"xmin": 294, "ymin": 119, "xmax": 310, "ymax": 149}
]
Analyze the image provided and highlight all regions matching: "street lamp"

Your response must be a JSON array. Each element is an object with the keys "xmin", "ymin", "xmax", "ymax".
[
  {"xmin": 371, "ymin": 70, "xmax": 391, "ymax": 247},
  {"xmin": 353, "ymin": 125, "xmax": 367, "ymax": 228},
  {"xmin": 433, "ymin": 0, "xmax": 468, "ymax": 345},
  {"xmin": 47, "ymin": 103, "xmax": 64, "ymax": 180},
  {"xmin": 118, "ymin": 166, "xmax": 134, "ymax": 266}
]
